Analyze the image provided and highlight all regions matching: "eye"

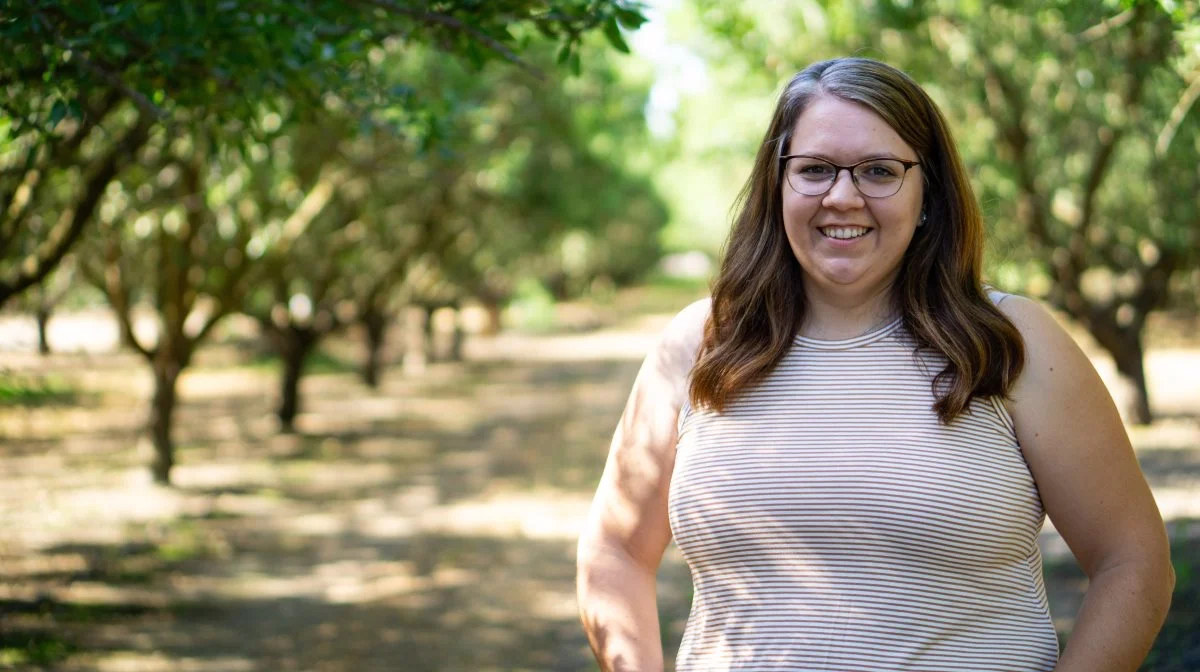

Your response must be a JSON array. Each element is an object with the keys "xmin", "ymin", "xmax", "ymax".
[
  {"xmin": 793, "ymin": 161, "xmax": 834, "ymax": 176},
  {"xmin": 862, "ymin": 162, "xmax": 899, "ymax": 178}
]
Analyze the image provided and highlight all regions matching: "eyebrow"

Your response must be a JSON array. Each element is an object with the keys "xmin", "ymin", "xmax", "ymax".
[{"xmin": 784, "ymin": 151, "xmax": 912, "ymax": 162}]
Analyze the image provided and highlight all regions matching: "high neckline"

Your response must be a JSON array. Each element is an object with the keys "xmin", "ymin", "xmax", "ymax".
[{"xmin": 793, "ymin": 316, "xmax": 904, "ymax": 350}]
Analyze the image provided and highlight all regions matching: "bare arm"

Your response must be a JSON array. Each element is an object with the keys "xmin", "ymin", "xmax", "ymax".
[
  {"xmin": 1000, "ymin": 297, "xmax": 1175, "ymax": 671},
  {"xmin": 576, "ymin": 299, "xmax": 708, "ymax": 672}
]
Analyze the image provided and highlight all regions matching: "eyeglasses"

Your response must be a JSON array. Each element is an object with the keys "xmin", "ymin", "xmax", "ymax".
[{"xmin": 779, "ymin": 155, "xmax": 921, "ymax": 199}]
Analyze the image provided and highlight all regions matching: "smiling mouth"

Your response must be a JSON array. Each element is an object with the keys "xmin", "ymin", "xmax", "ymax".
[{"xmin": 819, "ymin": 226, "xmax": 871, "ymax": 240}]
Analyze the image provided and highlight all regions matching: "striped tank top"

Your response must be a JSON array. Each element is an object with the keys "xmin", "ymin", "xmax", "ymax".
[{"xmin": 668, "ymin": 298, "xmax": 1059, "ymax": 671}]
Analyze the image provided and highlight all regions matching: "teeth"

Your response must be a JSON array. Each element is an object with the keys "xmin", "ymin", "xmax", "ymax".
[{"xmin": 822, "ymin": 227, "xmax": 869, "ymax": 240}]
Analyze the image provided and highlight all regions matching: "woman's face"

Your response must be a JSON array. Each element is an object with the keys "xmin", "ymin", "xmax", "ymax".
[{"xmin": 781, "ymin": 95, "xmax": 924, "ymax": 300}]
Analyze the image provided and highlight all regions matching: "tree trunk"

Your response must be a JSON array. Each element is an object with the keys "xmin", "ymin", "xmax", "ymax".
[
  {"xmin": 402, "ymin": 305, "xmax": 428, "ymax": 376},
  {"xmin": 451, "ymin": 319, "xmax": 463, "ymax": 362},
  {"xmin": 480, "ymin": 300, "xmax": 502, "ymax": 336},
  {"xmin": 35, "ymin": 305, "xmax": 51, "ymax": 355},
  {"xmin": 149, "ymin": 361, "xmax": 180, "ymax": 484},
  {"xmin": 1089, "ymin": 317, "xmax": 1153, "ymax": 425},
  {"xmin": 361, "ymin": 309, "xmax": 388, "ymax": 389},
  {"xmin": 423, "ymin": 303, "xmax": 439, "ymax": 362},
  {"xmin": 1109, "ymin": 335, "xmax": 1153, "ymax": 426},
  {"xmin": 449, "ymin": 308, "xmax": 464, "ymax": 362},
  {"xmin": 277, "ymin": 328, "xmax": 316, "ymax": 433}
]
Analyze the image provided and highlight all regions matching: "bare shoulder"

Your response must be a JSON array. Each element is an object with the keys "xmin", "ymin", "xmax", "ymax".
[
  {"xmin": 988, "ymin": 294, "xmax": 1084, "ymax": 364},
  {"xmin": 653, "ymin": 297, "xmax": 710, "ymax": 383},
  {"xmin": 992, "ymin": 294, "xmax": 1095, "ymax": 398},
  {"xmin": 989, "ymin": 297, "xmax": 1168, "ymax": 584},
  {"xmin": 992, "ymin": 293, "xmax": 1125, "ymax": 456}
]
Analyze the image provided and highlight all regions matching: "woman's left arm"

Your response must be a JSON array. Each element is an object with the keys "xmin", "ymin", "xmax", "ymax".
[{"xmin": 999, "ymin": 296, "xmax": 1175, "ymax": 672}]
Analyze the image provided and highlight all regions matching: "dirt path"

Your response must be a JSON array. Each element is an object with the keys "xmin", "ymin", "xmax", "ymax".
[{"xmin": 1, "ymin": 313, "xmax": 1198, "ymax": 671}]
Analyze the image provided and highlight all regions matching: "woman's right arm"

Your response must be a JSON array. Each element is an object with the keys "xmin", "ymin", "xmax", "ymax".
[{"xmin": 577, "ymin": 299, "xmax": 709, "ymax": 672}]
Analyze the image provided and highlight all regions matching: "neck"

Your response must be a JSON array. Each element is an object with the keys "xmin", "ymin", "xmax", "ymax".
[{"xmin": 798, "ymin": 283, "xmax": 898, "ymax": 340}]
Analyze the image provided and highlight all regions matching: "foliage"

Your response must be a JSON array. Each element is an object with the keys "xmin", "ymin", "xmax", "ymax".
[
  {"xmin": 224, "ymin": 37, "xmax": 667, "ymax": 415},
  {"xmin": 0, "ymin": 0, "xmax": 650, "ymax": 307},
  {"xmin": 681, "ymin": 0, "xmax": 1200, "ymax": 421},
  {"xmin": 400, "ymin": 41, "xmax": 670, "ymax": 305},
  {"xmin": 53, "ymin": 1, "xmax": 654, "ymax": 483}
]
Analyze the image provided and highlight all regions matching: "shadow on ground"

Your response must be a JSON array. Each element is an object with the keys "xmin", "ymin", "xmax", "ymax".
[{"xmin": 2, "ymin": 331, "xmax": 1199, "ymax": 671}]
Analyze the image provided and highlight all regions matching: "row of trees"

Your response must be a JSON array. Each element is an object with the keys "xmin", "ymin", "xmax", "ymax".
[
  {"xmin": 678, "ymin": 0, "xmax": 1199, "ymax": 422},
  {"xmin": 2, "ymin": 1, "xmax": 664, "ymax": 484}
]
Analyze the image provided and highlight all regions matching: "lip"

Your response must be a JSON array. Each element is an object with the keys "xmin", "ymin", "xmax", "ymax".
[{"xmin": 817, "ymin": 223, "xmax": 872, "ymax": 231}]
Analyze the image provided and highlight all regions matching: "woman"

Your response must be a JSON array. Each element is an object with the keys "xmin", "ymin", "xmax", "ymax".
[{"xmin": 576, "ymin": 58, "xmax": 1174, "ymax": 671}]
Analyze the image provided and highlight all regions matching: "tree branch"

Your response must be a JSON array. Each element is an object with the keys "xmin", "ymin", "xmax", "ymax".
[
  {"xmin": 1156, "ymin": 69, "xmax": 1200, "ymax": 158},
  {"xmin": 361, "ymin": 0, "xmax": 545, "ymax": 80},
  {"xmin": 1077, "ymin": 2, "xmax": 1156, "ymax": 239},
  {"xmin": 1078, "ymin": 8, "xmax": 1135, "ymax": 43},
  {"xmin": 101, "ymin": 231, "xmax": 153, "ymax": 360},
  {"xmin": 276, "ymin": 169, "xmax": 345, "ymax": 252},
  {"xmin": 33, "ymin": 12, "xmax": 168, "ymax": 122},
  {"xmin": 0, "ymin": 115, "xmax": 152, "ymax": 308},
  {"xmin": 1, "ymin": 94, "xmax": 123, "ymax": 251}
]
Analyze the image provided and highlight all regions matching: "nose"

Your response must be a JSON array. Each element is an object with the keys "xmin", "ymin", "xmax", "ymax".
[{"xmin": 821, "ymin": 168, "xmax": 864, "ymax": 210}]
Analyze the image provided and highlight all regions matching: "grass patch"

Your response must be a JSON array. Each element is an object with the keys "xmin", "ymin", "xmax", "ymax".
[
  {"xmin": 245, "ymin": 348, "xmax": 358, "ymax": 375},
  {"xmin": 55, "ymin": 602, "xmax": 157, "ymax": 623},
  {"xmin": 155, "ymin": 522, "xmax": 210, "ymax": 563},
  {"xmin": 1140, "ymin": 526, "xmax": 1200, "ymax": 671},
  {"xmin": 0, "ymin": 631, "xmax": 75, "ymax": 666},
  {"xmin": 0, "ymin": 371, "xmax": 79, "ymax": 407}
]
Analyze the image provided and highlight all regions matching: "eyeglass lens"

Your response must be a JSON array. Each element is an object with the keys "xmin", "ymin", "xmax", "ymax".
[{"xmin": 784, "ymin": 157, "xmax": 909, "ymax": 198}]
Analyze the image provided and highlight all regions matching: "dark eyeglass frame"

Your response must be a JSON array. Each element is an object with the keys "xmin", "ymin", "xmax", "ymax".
[{"xmin": 779, "ymin": 154, "xmax": 922, "ymax": 198}]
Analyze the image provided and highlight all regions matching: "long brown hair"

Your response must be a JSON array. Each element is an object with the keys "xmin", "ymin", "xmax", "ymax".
[{"xmin": 690, "ymin": 57, "xmax": 1024, "ymax": 424}]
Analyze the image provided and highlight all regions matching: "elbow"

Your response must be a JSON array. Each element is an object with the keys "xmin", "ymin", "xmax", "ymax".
[
  {"xmin": 576, "ymin": 534, "xmax": 609, "ymax": 606},
  {"xmin": 1162, "ymin": 552, "xmax": 1177, "ymax": 608},
  {"xmin": 1156, "ymin": 534, "xmax": 1177, "ymax": 613},
  {"xmin": 1134, "ymin": 549, "xmax": 1177, "ymax": 622},
  {"xmin": 1091, "ymin": 546, "xmax": 1176, "ymax": 620}
]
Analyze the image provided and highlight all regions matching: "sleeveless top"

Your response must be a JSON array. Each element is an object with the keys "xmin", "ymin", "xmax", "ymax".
[{"xmin": 667, "ymin": 292, "xmax": 1059, "ymax": 671}]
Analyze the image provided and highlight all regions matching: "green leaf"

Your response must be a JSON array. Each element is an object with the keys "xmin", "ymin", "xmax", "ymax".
[
  {"xmin": 615, "ymin": 6, "xmax": 649, "ymax": 30},
  {"xmin": 556, "ymin": 41, "xmax": 572, "ymax": 65},
  {"xmin": 47, "ymin": 99, "xmax": 67, "ymax": 129},
  {"xmin": 603, "ymin": 17, "xmax": 631, "ymax": 54}
]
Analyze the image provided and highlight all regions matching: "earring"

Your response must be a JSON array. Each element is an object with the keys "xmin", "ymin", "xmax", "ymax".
[{"xmin": 919, "ymin": 211, "xmax": 927, "ymax": 227}]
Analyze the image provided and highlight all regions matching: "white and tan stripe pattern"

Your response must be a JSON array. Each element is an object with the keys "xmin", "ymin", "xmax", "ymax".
[{"xmin": 668, "ymin": 305, "xmax": 1059, "ymax": 670}]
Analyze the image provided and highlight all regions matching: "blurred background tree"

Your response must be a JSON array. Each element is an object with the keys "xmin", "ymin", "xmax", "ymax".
[
  {"xmin": 672, "ymin": 0, "xmax": 1199, "ymax": 423},
  {"xmin": 5, "ymin": 0, "xmax": 1195, "ymax": 474},
  {"xmin": 0, "ymin": 0, "xmax": 649, "ymax": 307},
  {"xmin": 8, "ymin": 0, "xmax": 655, "ymax": 484}
]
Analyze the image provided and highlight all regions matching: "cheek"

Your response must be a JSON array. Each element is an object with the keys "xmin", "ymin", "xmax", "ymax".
[{"xmin": 781, "ymin": 192, "xmax": 818, "ymax": 232}]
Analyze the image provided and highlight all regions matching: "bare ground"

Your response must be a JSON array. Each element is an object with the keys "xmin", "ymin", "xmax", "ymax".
[{"xmin": 1, "ymin": 309, "xmax": 1198, "ymax": 671}]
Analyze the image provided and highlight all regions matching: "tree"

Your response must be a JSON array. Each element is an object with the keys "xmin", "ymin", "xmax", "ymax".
[
  {"xmin": 62, "ymin": 1, "xmax": 651, "ymax": 484},
  {"xmin": 13, "ymin": 257, "xmax": 76, "ymax": 355},
  {"xmin": 687, "ymin": 0, "xmax": 1199, "ymax": 423},
  {"xmin": 243, "ymin": 38, "xmax": 669, "ymax": 410},
  {"xmin": 0, "ymin": 0, "xmax": 650, "ymax": 308},
  {"xmin": 79, "ymin": 132, "xmax": 256, "ymax": 483}
]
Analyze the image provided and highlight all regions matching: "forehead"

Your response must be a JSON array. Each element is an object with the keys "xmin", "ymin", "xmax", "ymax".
[{"xmin": 786, "ymin": 95, "xmax": 916, "ymax": 161}]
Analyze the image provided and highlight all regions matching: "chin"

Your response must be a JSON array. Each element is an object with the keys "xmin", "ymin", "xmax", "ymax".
[{"xmin": 813, "ymin": 264, "xmax": 868, "ymax": 286}]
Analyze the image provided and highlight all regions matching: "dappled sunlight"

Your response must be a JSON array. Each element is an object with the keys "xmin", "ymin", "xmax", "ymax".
[
  {"xmin": 85, "ymin": 653, "xmax": 256, "ymax": 672},
  {"xmin": 1, "ymin": 311, "xmax": 1196, "ymax": 670},
  {"xmin": 420, "ymin": 489, "xmax": 594, "ymax": 541}
]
